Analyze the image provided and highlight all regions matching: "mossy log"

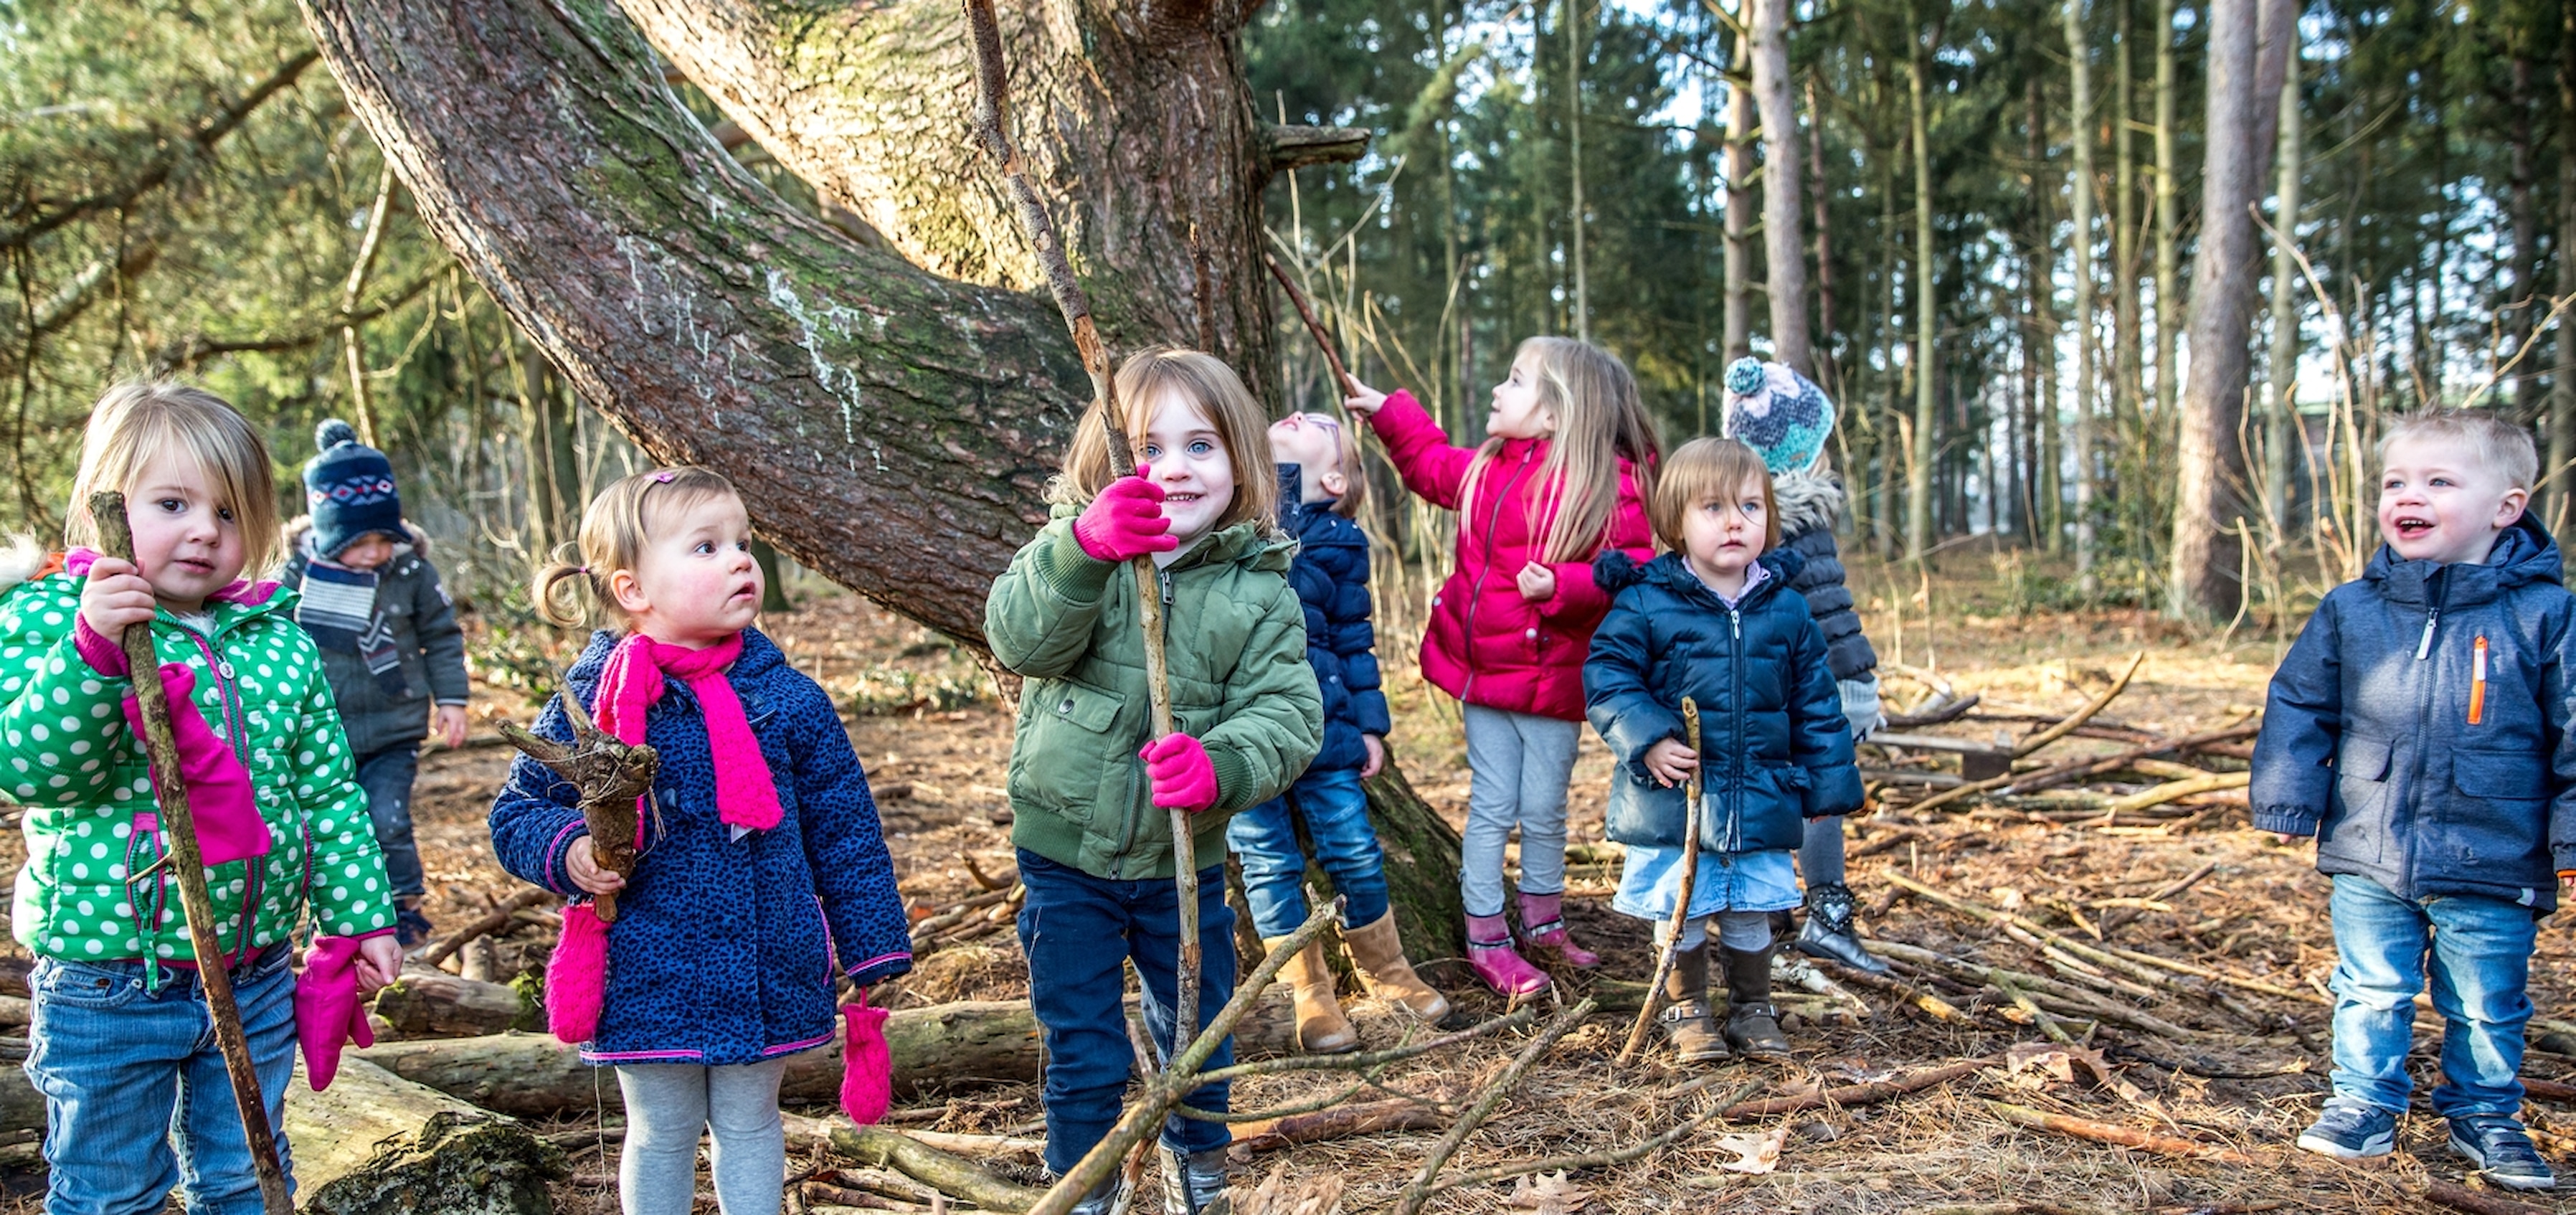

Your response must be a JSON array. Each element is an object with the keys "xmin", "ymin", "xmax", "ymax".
[
  {"xmin": 286, "ymin": 1057, "xmax": 569, "ymax": 1214},
  {"xmin": 371, "ymin": 972, "xmax": 544, "ymax": 1039}
]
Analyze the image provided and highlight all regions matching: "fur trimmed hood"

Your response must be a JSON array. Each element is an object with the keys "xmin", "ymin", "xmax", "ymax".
[
  {"xmin": 0, "ymin": 535, "xmax": 49, "ymax": 598},
  {"xmin": 1772, "ymin": 467, "xmax": 1845, "ymax": 539}
]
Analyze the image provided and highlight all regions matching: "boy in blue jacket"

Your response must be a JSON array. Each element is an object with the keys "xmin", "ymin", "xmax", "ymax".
[
  {"xmin": 1228, "ymin": 412, "xmax": 1452, "ymax": 1056},
  {"xmin": 2254, "ymin": 410, "xmax": 2576, "ymax": 1190}
]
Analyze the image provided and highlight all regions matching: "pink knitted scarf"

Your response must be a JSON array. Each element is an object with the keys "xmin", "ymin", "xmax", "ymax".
[{"xmin": 591, "ymin": 630, "xmax": 781, "ymax": 833}]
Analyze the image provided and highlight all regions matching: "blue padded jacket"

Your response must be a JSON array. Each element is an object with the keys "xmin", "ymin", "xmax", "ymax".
[
  {"xmin": 1279, "ymin": 465, "xmax": 1393, "ymax": 773},
  {"xmin": 2252, "ymin": 514, "xmax": 2576, "ymax": 913}
]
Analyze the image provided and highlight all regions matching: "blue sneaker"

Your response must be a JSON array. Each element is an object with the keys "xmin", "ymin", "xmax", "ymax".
[
  {"xmin": 2449, "ymin": 1115, "xmax": 2557, "ymax": 1191},
  {"xmin": 2296, "ymin": 1101, "xmax": 2397, "ymax": 1160},
  {"xmin": 394, "ymin": 906, "xmax": 435, "ymax": 950}
]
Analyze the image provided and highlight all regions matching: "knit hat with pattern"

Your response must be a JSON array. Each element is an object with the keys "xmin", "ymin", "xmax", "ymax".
[
  {"xmin": 1720, "ymin": 357, "xmax": 1836, "ymax": 475},
  {"xmin": 303, "ymin": 419, "xmax": 403, "ymax": 558}
]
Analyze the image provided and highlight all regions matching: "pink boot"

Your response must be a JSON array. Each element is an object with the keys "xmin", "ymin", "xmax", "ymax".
[
  {"xmin": 1466, "ymin": 913, "xmax": 1551, "ymax": 996},
  {"xmin": 1517, "ymin": 892, "xmax": 1601, "ymax": 969}
]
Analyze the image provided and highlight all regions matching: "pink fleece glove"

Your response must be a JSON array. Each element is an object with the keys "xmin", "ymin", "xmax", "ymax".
[
  {"xmin": 294, "ymin": 936, "xmax": 376, "ymax": 1091},
  {"xmin": 1140, "ymin": 733, "xmax": 1220, "ymax": 813},
  {"xmin": 121, "ymin": 664, "xmax": 269, "ymax": 867},
  {"xmin": 1072, "ymin": 471, "xmax": 1176, "ymax": 562},
  {"xmin": 840, "ymin": 1002, "xmax": 894, "ymax": 1125}
]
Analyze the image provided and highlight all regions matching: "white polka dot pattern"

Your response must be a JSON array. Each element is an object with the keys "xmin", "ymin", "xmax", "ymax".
[{"xmin": 0, "ymin": 573, "xmax": 395, "ymax": 960}]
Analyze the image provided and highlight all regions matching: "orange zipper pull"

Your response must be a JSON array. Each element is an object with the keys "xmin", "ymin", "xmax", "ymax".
[{"xmin": 2469, "ymin": 635, "xmax": 2489, "ymax": 726}]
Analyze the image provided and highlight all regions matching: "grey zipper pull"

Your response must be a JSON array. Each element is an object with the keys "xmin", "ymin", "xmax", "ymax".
[
  {"xmin": 1730, "ymin": 610, "xmax": 1741, "ymax": 639},
  {"xmin": 2416, "ymin": 608, "xmax": 2440, "ymax": 661},
  {"xmin": 1160, "ymin": 568, "xmax": 1174, "ymax": 608}
]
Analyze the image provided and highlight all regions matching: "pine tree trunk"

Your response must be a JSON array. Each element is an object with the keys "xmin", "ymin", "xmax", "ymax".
[
  {"xmin": 1566, "ymin": 0, "xmax": 1590, "ymax": 342},
  {"xmin": 2507, "ymin": 52, "xmax": 2539, "ymax": 422},
  {"xmin": 2065, "ymin": 0, "xmax": 2098, "ymax": 590},
  {"xmin": 1905, "ymin": 34, "xmax": 1937, "ymax": 562},
  {"xmin": 2154, "ymin": 0, "xmax": 2181, "ymax": 444},
  {"xmin": 1805, "ymin": 77, "xmax": 1840, "ymax": 397},
  {"xmin": 2030, "ymin": 77, "xmax": 2063, "ymax": 554},
  {"xmin": 1753, "ymin": 0, "xmax": 1810, "ymax": 377},
  {"xmin": 1724, "ymin": 34, "xmax": 1755, "ymax": 364},
  {"xmin": 2113, "ymin": 0, "xmax": 2141, "ymax": 466},
  {"xmin": 2554, "ymin": 5, "xmax": 2576, "ymax": 539},
  {"xmin": 2264, "ymin": 42, "xmax": 2302, "ymax": 541}
]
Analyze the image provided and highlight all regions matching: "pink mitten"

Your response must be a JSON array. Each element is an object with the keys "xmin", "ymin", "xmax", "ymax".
[
  {"xmin": 294, "ymin": 936, "xmax": 376, "ymax": 1091},
  {"xmin": 840, "ymin": 1003, "xmax": 893, "ymax": 1125},
  {"xmin": 1140, "ymin": 733, "xmax": 1219, "ymax": 813},
  {"xmin": 546, "ymin": 902, "xmax": 610, "ymax": 1044},
  {"xmin": 1072, "ymin": 472, "xmax": 1175, "ymax": 562},
  {"xmin": 122, "ymin": 664, "xmax": 268, "ymax": 866}
]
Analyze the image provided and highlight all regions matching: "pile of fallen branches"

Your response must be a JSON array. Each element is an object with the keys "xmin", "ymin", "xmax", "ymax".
[{"xmin": 1862, "ymin": 656, "xmax": 2260, "ymax": 833}]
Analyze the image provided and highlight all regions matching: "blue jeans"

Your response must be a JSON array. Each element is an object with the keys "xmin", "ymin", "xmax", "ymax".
[
  {"xmin": 24, "ymin": 946, "xmax": 298, "ymax": 1215},
  {"xmin": 356, "ymin": 744, "xmax": 424, "ymax": 899},
  {"xmin": 1227, "ymin": 765, "xmax": 1391, "ymax": 937},
  {"xmin": 1015, "ymin": 849, "xmax": 1235, "ymax": 1177},
  {"xmin": 2327, "ymin": 874, "xmax": 2536, "ymax": 1117}
]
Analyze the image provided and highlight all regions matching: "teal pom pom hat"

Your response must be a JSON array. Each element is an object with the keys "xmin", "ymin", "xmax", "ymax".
[{"xmin": 1720, "ymin": 357, "xmax": 1836, "ymax": 475}]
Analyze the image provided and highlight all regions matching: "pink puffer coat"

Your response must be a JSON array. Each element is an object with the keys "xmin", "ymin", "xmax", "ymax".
[{"xmin": 1366, "ymin": 390, "xmax": 1653, "ymax": 722}]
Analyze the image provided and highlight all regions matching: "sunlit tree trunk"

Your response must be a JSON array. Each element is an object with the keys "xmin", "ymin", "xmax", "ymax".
[
  {"xmin": 2065, "ymin": 0, "xmax": 2098, "ymax": 590},
  {"xmin": 1806, "ymin": 76, "xmax": 1840, "ymax": 397},
  {"xmin": 2264, "ymin": 40, "xmax": 2302, "ymax": 542},
  {"xmin": 1753, "ymin": 0, "xmax": 1810, "ymax": 377},
  {"xmin": 1725, "ymin": 29, "xmax": 1754, "ymax": 363},
  {"xmin": 2113, "ymin": 0, "xmax": 2141, "ymax": 462},
  {"xmin": 2031, "ymin": 77, "xmax": 2064, "ymax": 554},
  {"xmin": 1566, "ymin": 0, "xmax": 1589, "ymax": 342},
  {"xmin": 1905, "ymin": 28, "xmax": 1938, "ymax": 562},
  {"xmin": 2154, "ymin": 0, "xmax": 2180, "ymax": 443}
]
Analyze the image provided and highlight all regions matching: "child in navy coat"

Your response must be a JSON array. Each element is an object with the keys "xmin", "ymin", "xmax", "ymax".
[
  {"xmin": 2255, "ymin": 412, "xmax": 2576, "ymax": 1190},
  {"xmin": 491, "ymin": 468, "xmax": 910, "ymax": 1215},
  {"xmin": 1228, "ymin": 412, "xmax": 1452, "ymax": 1056},
  {"xmin": 1585, "ymin": 438, "xmax": 1863, "ymax": 1064}
]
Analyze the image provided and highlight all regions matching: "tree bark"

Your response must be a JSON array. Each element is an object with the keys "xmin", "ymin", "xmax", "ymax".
[
  {"xmin": 372, "ymin": 972, "xmax": 546, "ymax": 1039},
  {"xmin": 1905, "ymin": 29, "xmax": 1938, "ymax": 561},
  {"xmin": 1752, "ymin": 0, "xmax": 1810, "ymax": 377},
  {"xmin": 1725, "ymin": 32, "xmax": 1755, "ymax": 364},
  {"xmin": 2154, "ymin": 0, "xmax": 2180, "ymax": 446},
  {"xmin": 2065, "ymin": 0, "xmax": 2098, "ymax": 588},
  {"xmin": 2264, "ymin": 39, "xmax": 2302, "ymax": 541},
  {"xmin": 1566, "ymin": 0, "xmax": 1590, "ymax": 342},
  {"xmin": 2112, "ymin": 0, "xmax": 2140, "ymax": 460},
  {"xmin": 1805, "ymin": 76, "xmax": 1840, "ymax": 397},
  {"xmin": 2169, "ymin": 0, "xmax": 2297, "ymax": 621},
  {"xmin": 2031, "ymin": 77, "xmax": 2063, "ymax": 554},
  {"xmin": 2554, "ymin": 3, "xmax": 2576, "ymax": 539},
  {"xmin": 287, "ymin": 1059, "xmax": 569, "ymax": 1215}
]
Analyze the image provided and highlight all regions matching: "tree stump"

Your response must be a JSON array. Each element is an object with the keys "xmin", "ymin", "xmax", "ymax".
[{"xmin": 286, "ymin": 1056, "xmax": 568, "ymax": 1214}]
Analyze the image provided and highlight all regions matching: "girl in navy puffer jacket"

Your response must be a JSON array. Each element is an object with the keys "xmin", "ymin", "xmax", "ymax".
[
  {"xmin": 1585, "ymin": 438, "xmax": 1863, "ymax": 1064},
  {"xmin": 491, "ymin": 468, "xmax": 911, "ymax": 1215}
]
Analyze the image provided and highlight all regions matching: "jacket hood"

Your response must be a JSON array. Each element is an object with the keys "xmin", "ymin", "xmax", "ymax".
[
  {"xmin": 1771, "ymin": 468, "xmax": 1845, "ymax": 538},
  {"xmin": 2362, "ymin": 511, "xmax": 2562, "ymax": 605},
  {"xmin": 1594, "ymin": 547, "xmax": 1806, "ymax": 601}
]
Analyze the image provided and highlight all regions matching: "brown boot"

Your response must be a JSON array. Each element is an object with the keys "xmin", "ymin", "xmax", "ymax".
[
  {"xmin": 1720, "ymin": 944, "xmax": 1791, "ymax": 1059},
  {"xmin": 1659, "ymin": 945, "xmax": 1729, "ymax": 1064},
  {"xmin": 1267, "ymin": 935, "xmax": 1359, "ymax": 1054},
  {"xmin": 1340, "ymin": 912, "xmax": 1452, "ymax": 1022}
]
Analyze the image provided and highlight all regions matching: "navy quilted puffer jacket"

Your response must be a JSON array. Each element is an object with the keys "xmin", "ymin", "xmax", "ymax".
[
  {"xmin": 2252, "ymin": 514, "xmax": 2576, "ymax": 913},
  {"xmin": 1279, "ymin": 465, "xmax": 1392, "ymax": 772},
  {"xmin": 1583, "ymin": 549, "xmax": 1865, "ymax": 854},
  {"xmin": 489, "ymin": 628, "xmax": 912, "ymax": 1064}
]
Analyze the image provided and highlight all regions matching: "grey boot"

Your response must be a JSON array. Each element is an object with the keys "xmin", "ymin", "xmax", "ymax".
[
  {"xmin": 1159, "ymin": 1143, "xmax": 1231, "ymax": 1215},
  {"xmin": 1047, "ymin": 1171, "xmax": 1125, "ymax": 1215},
  {"xmin": 1720, "ymin": 944, "xmax": 1792, "ymax": 1059},
  {"xmin": 1795, "ymin": 882, "xmax": 1890, "ymax": 975}
]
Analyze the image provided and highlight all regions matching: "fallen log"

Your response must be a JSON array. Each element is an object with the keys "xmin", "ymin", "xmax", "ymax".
[
  {"xmin": 1717, "ymin": 1056, "xmax": 1998, "ymax": 1120},
  {"xmin": 287, "ymin": 1057, "xmax": 568, "ymax": 1215},
  {"xmin": 337, "ymin": 988, "xmax": 1298, "ymax": 1120},
  {"xmin": 1983, "ymin": 1100, "xmax": 2262, "ymax": 1165},
  {"xmin": 802, "ymin": 1120, "xmax": 1043, "ymax": 1214},
  {"xmin": 2420, "ymin": 1178, "xmax": 2552, "ymax": 1215},
  {"xmin": 1229, "ymin": 1097, "xmax": 1441, "ymax": 1153},
  {"xmin": 372, "ymin": 972, "xmax": 543, "ymax": 1039}
]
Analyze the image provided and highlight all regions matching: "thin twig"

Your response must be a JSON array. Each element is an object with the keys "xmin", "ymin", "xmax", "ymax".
[
  {"xmin": 1392, "ymin": 998, "xmax": 1596, "ymax": 1215},
  {"xmin": 1424, "ymin": 1079, "xmax": 1765, "ymax": 1195},
  {"xmin": 1263, "ymin": 252, "xmax": 1358, "ymax": 396}
]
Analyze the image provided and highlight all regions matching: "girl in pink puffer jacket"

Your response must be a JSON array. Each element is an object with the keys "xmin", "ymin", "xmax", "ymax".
[{"xmin": 1345, "ymin": 336, "xmax": 1659, "ymax": 994}]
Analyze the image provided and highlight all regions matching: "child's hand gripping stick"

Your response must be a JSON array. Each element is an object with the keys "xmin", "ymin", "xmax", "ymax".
[
  {"xmin": 1141, "ymin": 733, "xmax": 1220, "ymax": 813},
  {"xmin": 1072, "ymin": 471, "xmax": 1177, "ymax": 562}
]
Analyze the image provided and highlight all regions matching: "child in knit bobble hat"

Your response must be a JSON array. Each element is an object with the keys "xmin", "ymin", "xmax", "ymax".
[
  {"xmin": 281, "ymin": 420, "xmax": 471, "ymax": 948},
  {"xmin": 1720, "ymin": 358, "xmax": 1891, "ymax": 975}
]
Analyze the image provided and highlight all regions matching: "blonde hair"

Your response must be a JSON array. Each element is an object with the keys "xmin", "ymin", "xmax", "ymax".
[
  {"xmin": 1462, "ymin": 337, "xmax": 1662, "ymax": 564},
  {"xmin": 1321, "ymin": 412, "xmax": 1367, "ymax": 519},
  {"xmin": 1050, "ymin": 348, "xmax": 1280, "ymax": 535},
  {"xmin": 2378, "ymin": 410, "xmax": 2540, "ymax": 493},
  {"xmin": 1652, "ymin": 438, "xmax": 1778, "ymax": 553},
  {"xmin": 533, "ymin": 466, "xmax": 742, "ymax": 628},
  {"xmin": 65, "ymin": 382, "xmax": 282, "ymax": 578}
]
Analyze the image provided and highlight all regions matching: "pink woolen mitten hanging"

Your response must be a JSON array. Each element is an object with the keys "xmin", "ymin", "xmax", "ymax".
[
  {"xmin": 840, "ymin": 1002, "xmax": 894, "ymax": 1125},
  {"xmin": 120, "ymin": 664, "xmax": 269, "ymax": 866},
  {"xmin": 294, "ymin": 936, "xmax": 376, "ymax": 1090},
  {"xmin": 1071, "ymin": 472, "xmax": 1176, "ymax": 562},
  {"xmin": 1140, "ymin": 733, "xmax": 1219, "ymax": 813},
  {"xmin": 546, "ymin": 902, "xmax": 609, "ymax": 1044}
]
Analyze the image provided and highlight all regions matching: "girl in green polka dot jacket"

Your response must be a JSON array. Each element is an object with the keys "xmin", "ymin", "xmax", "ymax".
[{"xmin": 5, "ymin": 382, "xmax": 400, "ymax": 1214}]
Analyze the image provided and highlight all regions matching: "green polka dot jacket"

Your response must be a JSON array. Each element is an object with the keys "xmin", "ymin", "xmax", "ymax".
[{"xmin": 0, "ymin": 567, "xmax": 394, "ymax": 963}]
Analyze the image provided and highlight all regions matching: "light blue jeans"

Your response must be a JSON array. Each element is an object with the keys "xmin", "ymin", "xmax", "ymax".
[
  {"xmin": 2327, "ymin": 874, "xmax": 2537, "ymax": 1117},
  {"xmin": 24, "ymin": 947, "xmax": 298, "ymax": 1215}
]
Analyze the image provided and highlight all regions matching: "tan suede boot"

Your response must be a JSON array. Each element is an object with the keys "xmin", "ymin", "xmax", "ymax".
[
  {"xmin": 1266, "ymin": 935, "xmax": 1359, "ymax": 1054},
  {"xmin": 1340, "ymin": 911, "xmax": 1452, "ymax": 1021}
]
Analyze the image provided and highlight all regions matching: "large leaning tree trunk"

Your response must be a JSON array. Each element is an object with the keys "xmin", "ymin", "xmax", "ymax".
[{"xmin": 295, "ymin": 0, "xmax": 1469, "ymax": 960}]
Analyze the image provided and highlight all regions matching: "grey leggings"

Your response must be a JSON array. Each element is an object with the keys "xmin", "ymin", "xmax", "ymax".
[
  {"xmin": 615, "ymin": 1058, "xmax": 789, "ymax": 1215},
  {"xmin": 1460, "ymin": 705, "xmax": 1583, "ymax": 918},
  {"xmin": 1654, "ymin": 912, "xmax": 1774, "ymax": 952}
]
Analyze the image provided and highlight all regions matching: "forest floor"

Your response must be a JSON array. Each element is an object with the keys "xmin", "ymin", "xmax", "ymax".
[{"xmin": 9, "ymin": 554, "xmax": 2576, "ymax": 1214}]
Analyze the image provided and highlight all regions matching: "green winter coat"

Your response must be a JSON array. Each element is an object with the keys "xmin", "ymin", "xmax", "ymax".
[
  {"xmin": 0, "ymin": 564, "xmax": 394, "ymax": 963},
  {"xmin": 987, "ymin": 512, "xmax": 1323, "ymax": 881}
]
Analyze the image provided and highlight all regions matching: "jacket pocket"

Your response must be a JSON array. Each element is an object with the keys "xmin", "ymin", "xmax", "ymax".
[
  {"xmin": 2324, "ymin": 734, "xmax": 2393, "ymax": 865},
  {"xmin": 1010, "ymin": 680, "xmax": 1125, "ymax": 816},
  {"xmin": 34, "ymin": 958, "xmax": 138, "ymax": 1010},
  {"xmin": 2444, "ymin": 747, "xmax": 2550, "ymax": 869}
]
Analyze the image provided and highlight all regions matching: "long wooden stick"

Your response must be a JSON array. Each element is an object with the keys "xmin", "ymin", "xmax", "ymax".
[
  {"xmin": 1619, "ymin": 697, "xmax": 1703, "ymax": 1064},
  {"xmin": 90, "ymin": 491, "xmax": 293, "ymax": 1214},
  {"xmin": 1262, "ymin": 252, "xmax": 1358, "ymax": 396},
  {"xmin": 962, "ymin": 0, "xmax": 1198, "ymax": 1054}
]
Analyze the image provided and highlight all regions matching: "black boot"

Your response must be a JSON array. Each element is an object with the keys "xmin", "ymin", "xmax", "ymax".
[
  {"xmin": 1720, "ymin": 944, "xmax": 1792, "ymax": 1059},
  {"xmin": 1795, "ymin": 881, "xmax": 1890, "ymax": 975}
]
